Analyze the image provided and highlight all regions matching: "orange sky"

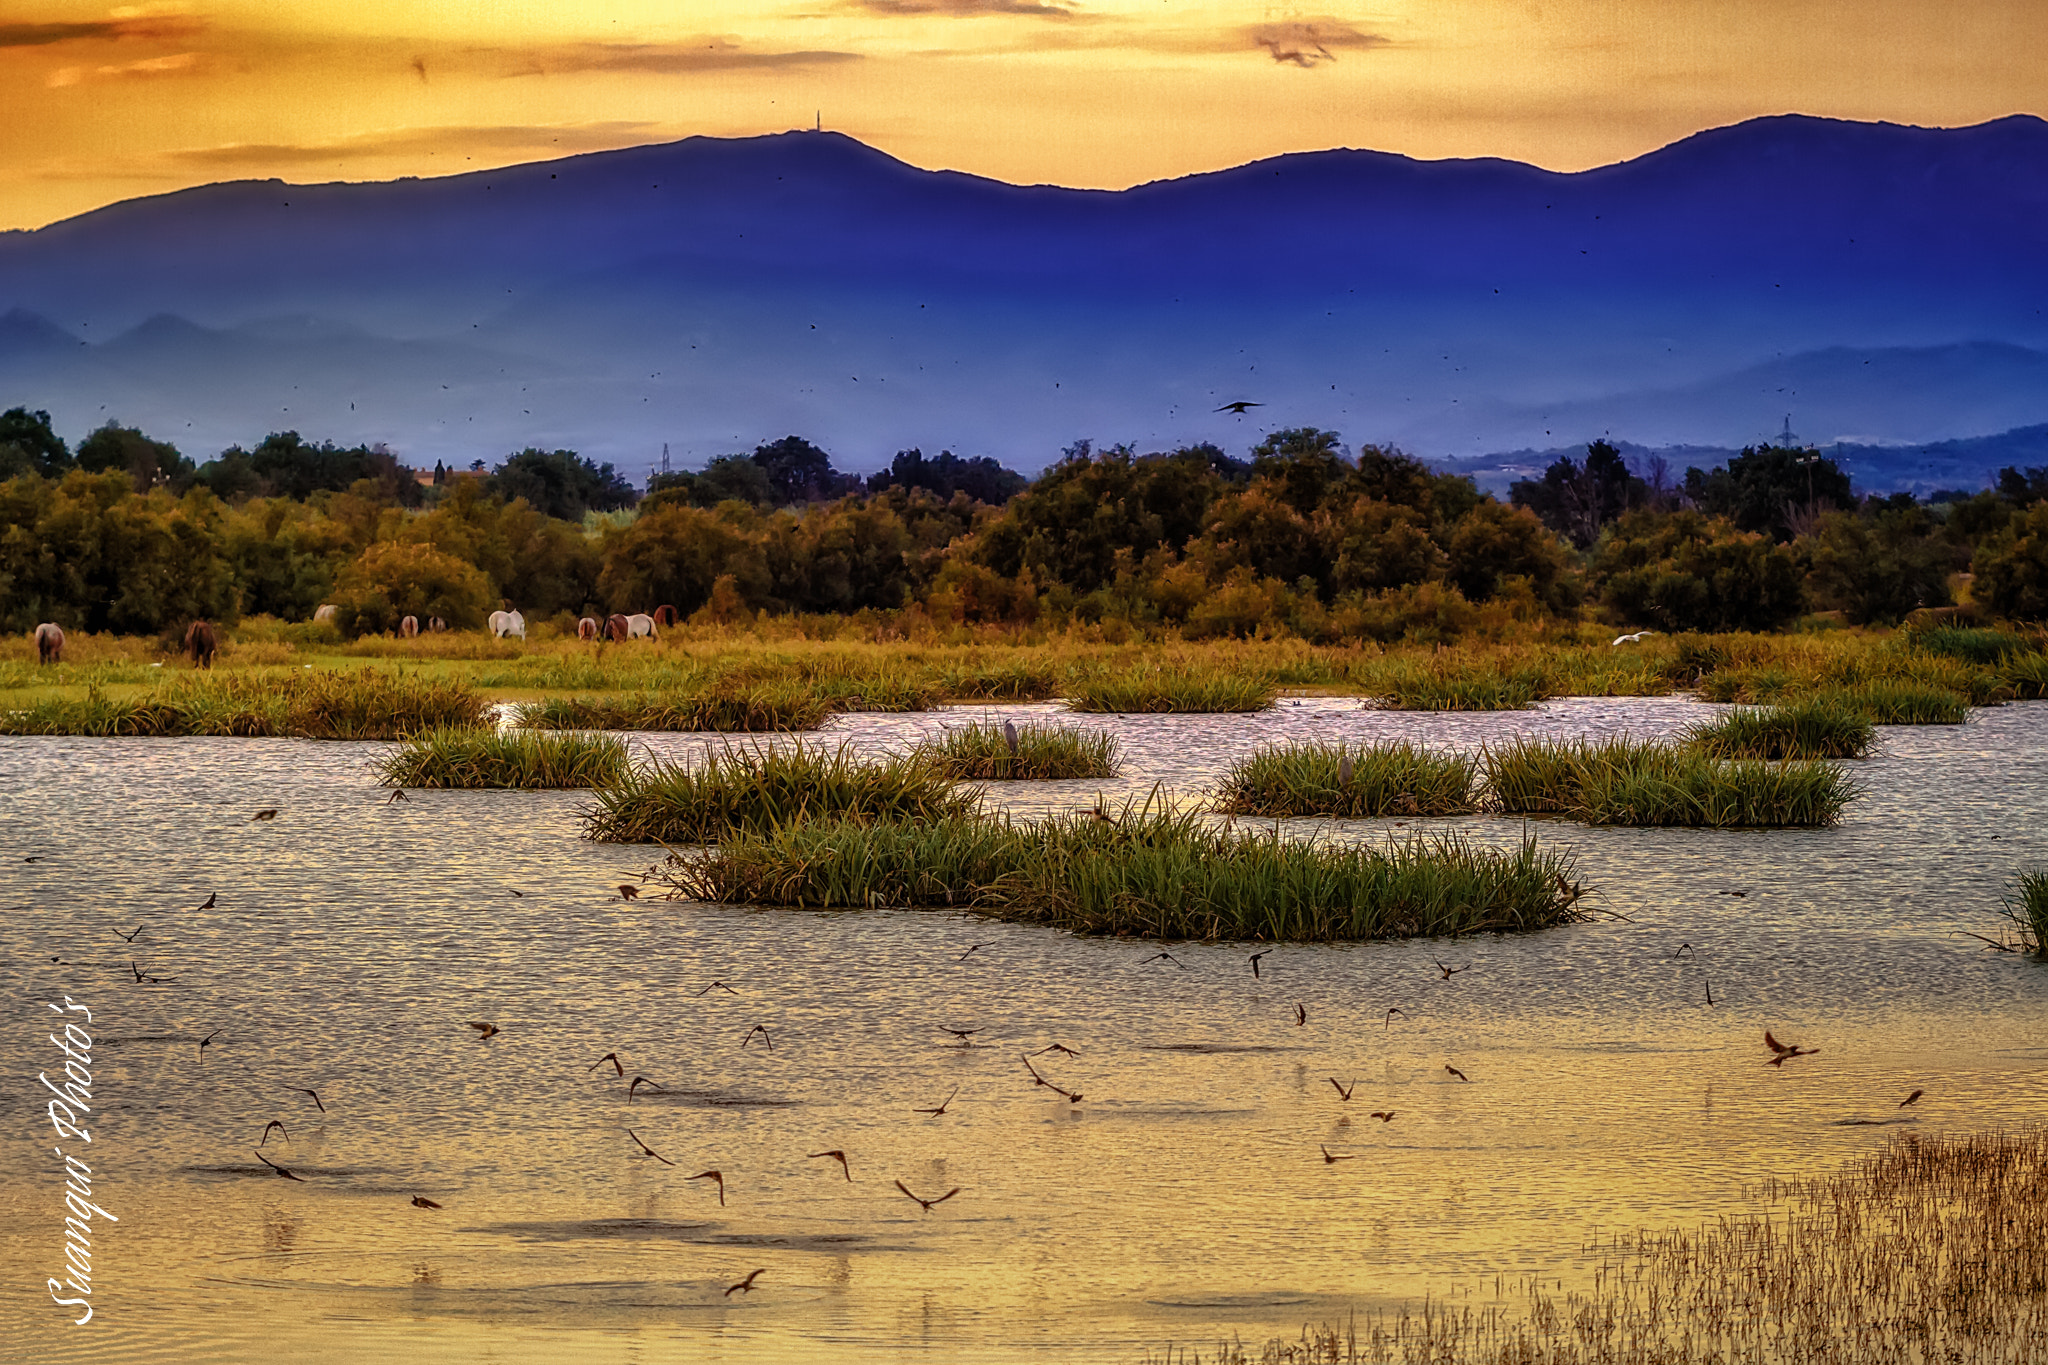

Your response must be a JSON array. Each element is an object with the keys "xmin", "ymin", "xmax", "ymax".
[{"xmin": 3, "ymin": 0, "xmax": 2045, "ymax": 230}]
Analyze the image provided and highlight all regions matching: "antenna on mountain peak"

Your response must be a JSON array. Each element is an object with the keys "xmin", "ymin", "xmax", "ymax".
[
  {"xmin": 661, "ymin": 442, "xmax": 671, "ymax": 477},
  {"xmin": 815, "ymin": 110, "xmax": 822, "ymax": 133}
]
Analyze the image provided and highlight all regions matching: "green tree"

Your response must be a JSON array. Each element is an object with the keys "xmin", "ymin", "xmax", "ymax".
[
  {"xmin": 1593, "ymin": 509, "xmax": 1806, "ymax": 632},
  {"xmin": 0, "ymin": 471, "xmax": 234, "ymax": 633},
  {"xmin": 645, "ymin": 456, "xmax": 776, "ymax": 511},
  {"xmin": 975, "ymin": 443, "xmax": 1225, "ymax": 592},
  {"xmin": 1972, "ymin": 502, "xmax": 2048, "ymax": 621},
  {"xmin": 750, "ymin": 435, "xmax": 858, "ymax": 504},
  {"xmin": 329, "ymin": 541, "xmax": 494, "ymax": 636},
  {"xmin": 76, "ymin": 422, "xmax": 194, "ymax": 490},
  {"xmin": 488, "ymin": 448, "xmax": 638, "ymax": 521},
  {"xmin": 1442, "ymin": 500, "xmax": 1577, "ymax": 607},
  {"xmin": 0, "ymin": 407, "xmax": 70, "ymax": 479},
  {"xmin": 1510, "ymin": 440, "xmax": 1647, "ymax": 549},
  {"xmin": 1805, "ymin": 497, "xmax": 1961, "ymax": 625},
  {"xmin": 1684, "ymin": 445, "xmax": 1853, "ymax": 541},
  {"xmin": 866, "ymin": 448, "xmax": 1027, "ymax": 504},
  {"xmin": 597, "ymin": 503, "xmax": 772, "ymax": 615}
]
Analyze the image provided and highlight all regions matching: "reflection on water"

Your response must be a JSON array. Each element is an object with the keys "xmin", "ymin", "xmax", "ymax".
[{"xmin": 3, "ymin": 698, "xmax": 2046, "ymax": 1362}]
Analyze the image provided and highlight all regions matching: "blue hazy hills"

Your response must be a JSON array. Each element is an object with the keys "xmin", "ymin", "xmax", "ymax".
[{"xmin": 1, "ymin": 114, "xmax": 2044, "ymax": 488}]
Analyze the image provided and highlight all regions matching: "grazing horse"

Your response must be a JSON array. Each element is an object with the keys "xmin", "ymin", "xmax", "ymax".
[
  {"xmin": 625, "ymin": 613, "xmax": 657, "ymax": 640},
  {"xmin": 184, "ymin": 620, "xmax": 218, "ymax": 669},
  {"xmin": 577, "ymin": 617, "xmax": 601, "ymax": 641},
  {"xmin": 606, "ymin": 614, "xmax": 630, "ymax": 643},
  {"xmin": 400, "ymin": 615, "xmax": 420, "ymax": 638},
  {"xmin": 34, "ymin": 622, "xmax": 64, "ymax": 664},
  {"xmin": 428, "ymin": 617, "xmax": 448, "ymax": 633},
  {"xmin": 487, "ymin": 609, "xmax": 527, "ymax": 640},
  {"xmin": 312, "ymin": 604, "xmax": 337, "ymax": 625},
  {"xmin": 652, "ymin": 604, "xmax": 678, "ymax": 628}
]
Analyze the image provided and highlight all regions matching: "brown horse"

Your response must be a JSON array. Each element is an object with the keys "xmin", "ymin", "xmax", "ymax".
[
  {"xmin": 400, "ymin": 615, "xmax": 420, "ymax": 638},
  {"xmin": 577, "ymin": 617, "xmax": 600, "ymax": 641},
  {"xmin": 184, "ymin": 620, "xmax": 218, "ymax": 669},
  {"xmin": 606, "ymin": 614, "xmax": 630, "ymax": 643},
  {"xmin": 652, "ymin": 604, "xmax": 678, "ymax": 628},
  {"xmin": 34, "ymin": 622, "xmax": 64, "ymax": 664}
]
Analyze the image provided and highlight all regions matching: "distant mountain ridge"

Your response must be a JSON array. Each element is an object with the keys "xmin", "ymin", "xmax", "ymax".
[{"xmin": 2, "ymin": 115, "xmax": 2044, "ymax": 481}]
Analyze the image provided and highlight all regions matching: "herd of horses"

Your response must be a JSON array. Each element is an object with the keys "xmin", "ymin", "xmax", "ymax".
[{"xmin": 28, "ymin": 603, "xmax": 682, "ymax": 666}]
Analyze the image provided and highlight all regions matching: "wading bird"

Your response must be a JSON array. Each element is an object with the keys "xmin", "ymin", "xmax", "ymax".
[
  {"xmin": 255, "ymin": 1151, "xmax": 305, "ymax": 1182},
  {"xmin": 1022, "ymin": 1054, "xmax": 1082, "ymax": 1102},
  {"xmin": 741, "ymin": 1024, "xmax": 773, "ymax": 1050},
  {"xmin": 894, "ymin": 1180, "xmax": 961, "ymax": 1213},
  {"xmin": 627, "ymin": 1076, "xmax": 667, "ymax": 1101},
  {"xmin": 809, "ymin": 1150, "xmax": 851, "ymax": 1181},
  {"xmin": 915, "ymin": 1086, "xmax": 959, "ymax": 1117},
  {"xmin": 1901, "ymin": 1089, "xmax": 1925, "ymax": 1107},
  {"xmin": 251, "ymin": 809, "xmax": 278, "ymax": 822},
  {"xmin": 1142, "ymin": 951, "xmax": 1185, "ymax": 969},
  {"xmin": 470, "ymin": 1022, "xmax": 499, "ymax": 1040},
  {"xmin": 260, "ymin": 1120, "xmax": 288, "ymax": 1147},
  {"xmin": 688, "ymin": 1170, "xmax": 725, "ymax": 1206},
  {"xmin": 1002, "ymin": 719, "xmax": 1019, "ymax": 755},
  {"xmin": 1249, "ymin": 950, "xmax": 1271, "ymax": 979},
  {"xmin": 589, "ymin": 1052, "xmax": 624, "ymax": 1076},
  {"xmin": 1320, "ymin": 1145, "xmax": 1357, "ymax": 1164},
  {"xmin": 726, "ymin": 1269, "xmax": 765, "ymax": 1297},
  {"xmin": 1329, "ymin": 1078, "xmax": 1355, "ymax": 1101},
  {"xmin": 290, "ymin": 1087, "xmax": 325, "ymax": 1113},
  {"xmin": 627, "ymin": 1129, "xmax": 675, "ymax": 1165},
  {"xmin": 1764, "ymin": 1031, "xmax": 1819, "ymax": 1066},
  {"xmin": 1446, "ymin": 1065, "xmax": 1469, "ymax": 1082},
  {"xmin": 411, "ymin": 1195, "xmax": 442, "ymax": 1209}
]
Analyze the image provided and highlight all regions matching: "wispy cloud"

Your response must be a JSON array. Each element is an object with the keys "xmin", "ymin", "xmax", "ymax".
[
  {"xmin": 166, "ymin": 122, "xmax": 663, "ymax": 167},
  {"xmin": 500, "ymin": 38, "xmax": 861, "ymax": 76},
  {"xmin": 47, "ymin": 50, "xmax": 198, "ymax": 86},
  {"xmin": 1245, "ymin": 20, "xmax": 1387, "ymax": 67},
  {"xmin": 1, "ymin": 7, "xmax": 201, "ymax": 48},
  {"xmin": 845, "ymin": 0, "xmax": 1089, "ymax": 20}
]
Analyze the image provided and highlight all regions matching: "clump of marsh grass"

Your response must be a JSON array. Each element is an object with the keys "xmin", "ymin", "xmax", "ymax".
[
  {"xmin": 1365, "ymin": 660, "xmax": 1554, "ymax": 711},
  {"xmin": 919, "ymin": 721, "xmax": 1121, "ymax": 780},
  {"xmin": 582, "ymin": 742, "xmax": 975, "ymax": 844},
  {"xmin": 1684, "ymin": 698, "xmax": 1877, "ymax": 760},
  {"xmin": 1483, "ymin": 736, "xmax": 1858, "ymax": 827},
  {"xmin": 377, "ymin": 726, "xmax": 629, "ymax": 789},
  {"xmin": 522, "ymin": 685, "xmax": 834, "ymax": 732},
  {"xmin": 1214, "ymin": 741, "xmax": 1479, "ymax": 818},
  {"xmin": 2001, "ymin": 651, "xmax": 2048, "ymax": 701},
  {"xmin": 1814, "ymin": 680, "xmax": 1971, "ymax": 725},
  {"xmin": 665, "ymin": 799, "xmax": 1587, "ymax": 941},
  {"xmin": 1150, "ymin": 1125, "xmax": 2048, "ymax": 1365},
  {"xmin": 2002, "ymin": 866, "xmax": 2048, "ymax": 960},
  {"xmin": 0, "ymin": 670, "xmax": 484, "ymax": 739},
  {"xmin": 1067, "ymin": 665, "xmax": 1276, "ymax": 713},
  {"xmin": 933, "ymin": 661, "xmax": 1065, "ymax": 702},
  {"xmin": 1910, "ymin": 624, "xmax": 2040, "ymax": 665}
]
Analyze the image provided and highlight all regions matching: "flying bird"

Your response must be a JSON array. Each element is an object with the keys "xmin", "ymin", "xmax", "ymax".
[
  {"xmin": 1022, "ymin": 1054, "xmax": 1082, "ymax": 1102},
  {"xmin": 1329, "ymin": 1078, "xmax": 1355, "ymax": 1101},
  {"xmin": 1215, "ymin": 401, "xmax": 1263, "ymax": 413},
  {"xmin": 1672, "ymin": 943, "xmax": 1695, "ymax": 959},
  {"xmin": 1031, "ymin": 1043, "xmax": 1080, "ymax": 1058},
  {"xmin": 941, "ymin": 1027, "xmax": 981, "ymax": 1045},
  {"xmin": 290, "ymin": 1087, "xmax": 325, "ymax": 1113},
  {"xmin": 1433, "ymin": 958, "xmax": 1470, "ymax": 980},
  {"xmin": 1445, "ymin": 1065, "xmax": 1469, "ymax": 1082},
  {"xmin": 627, "ymin": 1076, "xmax": 667, "ymax": 1101},
  {"xmin": 741, "ymin": 1023, "xmax": 773, "ymax": 1050},
  {"xmin": 1900, "ymin": 1089, "xmax": 1924, "ymax": 1107},
  {"xmin": 915, "ymin": 1085, "xmax": 959, "ymax": 1117},
  {"xmin": 1384, "ymin": 1007, "xmax": 1406, "ymax": 1030},
  {"xmin": 470, "ymin": 1022, "xmax": 499, "ymax": 1040},
  {"xmin": 1764, "ymin": 1030, "xmax": 1819, "ymax": 1066},
  {"xmin": 259, "ymin": 1120, "xmax": 288, "ymax": 1147},
  {"xmin": 894, "ymin": 1179, "xmax": 961, "ymax": 1213},
  {"xmin": 1249, "ymin": 950, "xmax": 1271, "ymax": 978},
  {"xmin": 1294, "ymin": 1003, "xmax": 1307, "ymax": 1027},
  {"xmin": 955, "ymin": 944, "xmax": 988, "ymax": 963},
  {"xmin": 1368, "ymin": 1111, "xmax": 1396, "ymax": 1122},
  {"xmin": 627, "ymin": 1129, "xmax": 675, "ymax": 1165},
  {"xmin": 695, "ymin": 981, "xmax": 738, "ymax": 996},
  {"xmin": 254, "ymin": 1150, "xmax": 304, "ymax": 1182},
  {"xmin": 199, "ymin": 1029, "xmax": 220, "ymax": 1061},
  {"xmin": 588, "ymin": 1052, "xmax": 624, "ymax": 1076},
  {"xmin": 1320, "ymin": 1145, "xmax": 1357, "ymax": 1164},
  {"xmin": 687, "ymin": 1169, "xmax": 726, "ymax": 1206},
  {"xmin": 1141, "ymin": 951, "xmax": 1185, "ymax": 969},
  {"xmin": 618, "ymin": 884, "xmax": 640, "ymax": 900},
  {"xmin": 250, "ymin": 809, "xmax": 278, "ymax": 822},
  {"xmin": 725, "ymin": 1268, "xmax": 765, "ymax": 1297},
  {"xmin": 386, "ymin": 789, "xmax": 409, "ymax": 804},
  {"xmin": 411, "ymin": 1195, "xmax": 442, "ymax": 1209},
  {"xmin": 116, "ymin": 925, "xmax": 142, "ymax": 942},
  {"xmin": 809, "ymin": 1150, "xmax": 852, "ymax": 1181}
]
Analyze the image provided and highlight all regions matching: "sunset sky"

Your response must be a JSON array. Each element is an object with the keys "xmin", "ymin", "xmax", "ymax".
[{"xmin": 3, "ymin": 0, "xmax": 2044, "ymax": 230}]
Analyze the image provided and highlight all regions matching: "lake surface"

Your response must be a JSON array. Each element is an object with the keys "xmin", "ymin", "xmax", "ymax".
[{"xmin": 4, "ymin": 697, "xmax": 2046, "ymax": 1363}]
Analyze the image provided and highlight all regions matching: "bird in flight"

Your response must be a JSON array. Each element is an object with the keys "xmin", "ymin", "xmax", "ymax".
[
  {"xmin": 1900, "ymin": 1089, "xmax": 1924, "ymax": 1107},
  {"xmin": 1329, "ymin": 1078, "xmax": 1355, "ymax": 1101},
  {"xmin": 290, "ymin": 1087, "xmax": 325, "ymax": 1113},
  {"xmin": 627, "ymin": 1129, "xmax": 675, "ymax": 1165},
  {"xmin": 741, "ymin": 1024, "xmax": 773, "ymax": 1050},
  {"xmin": 199, "ymin": 1029, "xmax": 220, "ymax": 1060},
  {"xmin": 809, "ymin": 1150, "xmax": 852, "ymax": 1181},
  {"xmin": 259, "ymin": 1120, "xmax": 288, "ymax": 1147},
  {"xmin": 915, "ymin": 1085, "xmax": 959, "ymax": 1117},
  {"xmin": 254, "ymin": 1150, "xmax": 305, "ymax": 1182},
  {"xmin": 1022, "ymin": 1054, "xmax": 1082, "ymax": 1102},
  {"xmin": 1445, "ymin": 1065, "xmax": 1469, "ymax": 1082},
  {"xmin": 1433, "ymin": 958, "xmax": 1470, "ymax": 980},
  {"xmin": 470, "ymin": 1022, "xmax": 499, "ymax": 1040},
  {"xmin": 1031, "ymin": 1043, "xmax": 1080, "ymax": 1058},
  {"xmin": 1216, "ymin": 401, "xmax": 1263, "ymax": 413},
  {"xmin": 627, "ymin": 1076, "xmax": 668, "ymax": 1101},
  {"xmin": 1672, "ymin": 943, "xmax": 1695, "ymax": 959},
  {"xmin": 955, "ymin": 943, "xmax": 988, "ymax": 963},
  {"xmin": 411, "ymin": 1195, "xmax": 442, "ymax": 1209},
  {"xmin": 116, "ymin": 925, "xmax": 142, "ymax": 943},
  {"xmin": 386, "ymin": 789, "xmax": 409, "ymax": 804},
  {"xmin": 1368, "ymin": 1111, "xmax": 1396, "ymax": 1123},
  {"xmin": 687, "ymin": 1169, "xmax": 726, "ymax": 1206},
  {"xmin": 725, "ymin": 1268, "xmax": 765, "ymax": 1297},
  {"xmin": 894, "ymin": 1180, "xmax": 961, "ymax": 1213},
  {"xmin": 940, "ymin": 1027, "xmax": 981, "ymax": 1046},
  {"xmin": 618, "ymin": 884, "xmax": 640, "ymax": 900},
  {"xmin": 695, "ymin": 981, "xmax": 738, "ymax": 996},
  {"xmin": 1764, "ymin": 1031, "xmax": 1819, "ymax": 1066},
  {"xmin": 1383, "ymin": 1007, "xmax": 1406, "ymax": 1030},
  {"xmin": 1294, "ymin": 1003, "xmax": 1307, "ymax": 1027},
  {"xmin": 1141, "ymin": 952, "xmax": 1185, "ymax": 969},
  {"xmin": 1320, "ymin": 1145, "xmax": 1357, "ymax": 1164},
  {"xmin": 251, "ymin": 809, "xmax": 278, "ymax": 822},
  {"xmin": 1249, "ymin": 950, "xmax": 1271, "ymax": 979},
  {"xmin": 589, "ymin": 1052, "xmax": 624, "ymax": 1076}
]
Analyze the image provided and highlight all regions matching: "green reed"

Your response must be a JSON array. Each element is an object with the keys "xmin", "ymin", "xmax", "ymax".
[
  {"xmin": 667, "ymin": 801, "xmax": 1586, "ymax": 942},
  {"xmin": 1483, "ymin": 735, "xmax": 1858, "ymax": 827},
  {"xmin": 522, "ymin": 684, "xmax": 835, "ymax": 732},
  {"xmin": 2001, "ymin": 651, "xmax": 2048, "ymax": 701},
  {"xmin": 2004, "ymin": 867, "xmax": 2048, "ymax": 961},
  {"xmin": 376, "ymin": 726, "xmax": 629, "ymax": 789},
  {"xmin": 1066, "ymin": 665, "xmax": 1277, "ymax": 713},
  {"xmin": 1214, "ymin": 740, "xmax": 1480, "ymax": 818},
  {"xmin": 0, "ymin": 670, "xmax": 484, "ymax": 739},
  {"xmin": 1910, "ymin": 624, "xmax": 2041, "ymax": 665},
  {"xmin": 919, "ymin": 721, "xmax": 1122, "ymax": 780},
  {"xmin": 1363, "ymin": 659, "xmax": 1555, "ymax": 711},
  {"xmin": 1813, "ymin": 680, "xmax": 1971, "ymax": 724},
  {"xmin": 1684, "ymin": 698, "xmax": 1878, "ymax": 760},
  {"xmin": 582, "ymin": 741, "xmax": 976, "ymax": 844}
]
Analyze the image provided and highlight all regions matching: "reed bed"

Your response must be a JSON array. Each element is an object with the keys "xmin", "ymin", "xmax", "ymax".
[
  {"xmin": 2004, "ymin": 867, "xmax": 2048, "ymax": 960},
  {"xmin": 1148, "ymin": 1125, "xmax": 2048, "ymax": 1365},
  {"xmin": 582, "ymin": 742, "xmax": 976, "ymax": 844},
  {"xmin": 1067, "ymin": 665, "xmax": 1277, "ymax": 713},
  {"xmin": 919, "ymin": 721, "xmax": 1122, "ymax": 780},
  {"xmin": 1362, "ymin": 660, "xmax": 1555, "ymax": 711},
  {"xmin": 1214, "ymin": 741, "xmax": 1480, "ymax": 818},
  {"xmin": 1910, "ymin": 624, "xmax": 2041, "ymax": 665},
  {"xmin": 375, "ymin": 726, "xmax": 629, "ymax": 789},
  {"xmin": 1814, "ymin": 680, "xmax": 1972, "ymax": 725},
  {"xmin": 2001, "ymin": 652, "xmax": 2048, "ymax": 701},
  {"xmin": 521, "ymin": 685, "xmax": 835, "ymax": 732},
  {"xmin": 666, "ymin": 801, "xmax": 1587, "ymax": 941},
  {"xmin": 1683, "ymin": 698, "xmax": 1878, "ymax": 760},
  {"xmin": 0, "ymin": 670, "xmax": 485, "ymax": 739},
  {"xmin": 932, "ymin": 660, "xmax": 1066, "ymax": 701},
  {"xmin": 1483, "ymin": 736, "xmax": 1859, "ymax": 827}
]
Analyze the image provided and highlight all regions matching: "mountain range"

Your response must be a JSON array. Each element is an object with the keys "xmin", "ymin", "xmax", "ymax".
[{"xmin": 2, "ymin": 115, "xmax": 2045, "ymax": 489}]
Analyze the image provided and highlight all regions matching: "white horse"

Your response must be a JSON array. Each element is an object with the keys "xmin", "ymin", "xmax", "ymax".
[
  {"xmin": 1612, "ymin": 630, "xmax": 1657, "ymax": 646},
  {"xmin": 488, "ymin": 609, "xmax": 527, "ymax": 640},
  {"xmin": 624, "ymin": 612, "xmax": 657, "ymax": 640}
]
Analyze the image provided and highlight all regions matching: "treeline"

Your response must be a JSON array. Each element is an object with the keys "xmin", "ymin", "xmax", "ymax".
[{"xmin": 3, "ymin": 405, "xmax": 2046, "ymax": 639}]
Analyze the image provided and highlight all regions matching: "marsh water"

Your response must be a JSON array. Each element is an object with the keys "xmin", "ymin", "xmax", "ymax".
[{"xmin": 4, "ymin": 697, "xmax": 2046, "ymax": 1363}]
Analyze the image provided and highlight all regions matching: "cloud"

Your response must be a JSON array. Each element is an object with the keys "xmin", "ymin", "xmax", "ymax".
[
  {"xmin": 165, "ymin": 122, "xmax": 664, "ymax": 168},
  {"xmin": 47, "ymin": 50, "xmax": 198, "ymax": 85},
  {"xmin": 501, "ymin": 38, "xmax": 861, "ymax": 76},
  {"xmin": 1245, "ymin": 19, "xmax": 1387, "ymax": 67},
  {"xmin": 844, "ymin": 0, "xmax": 1088, "ymax": 19},
  {"xmin": 1, "ymin": 8, "xmax": 201, "ymax": 48}
]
